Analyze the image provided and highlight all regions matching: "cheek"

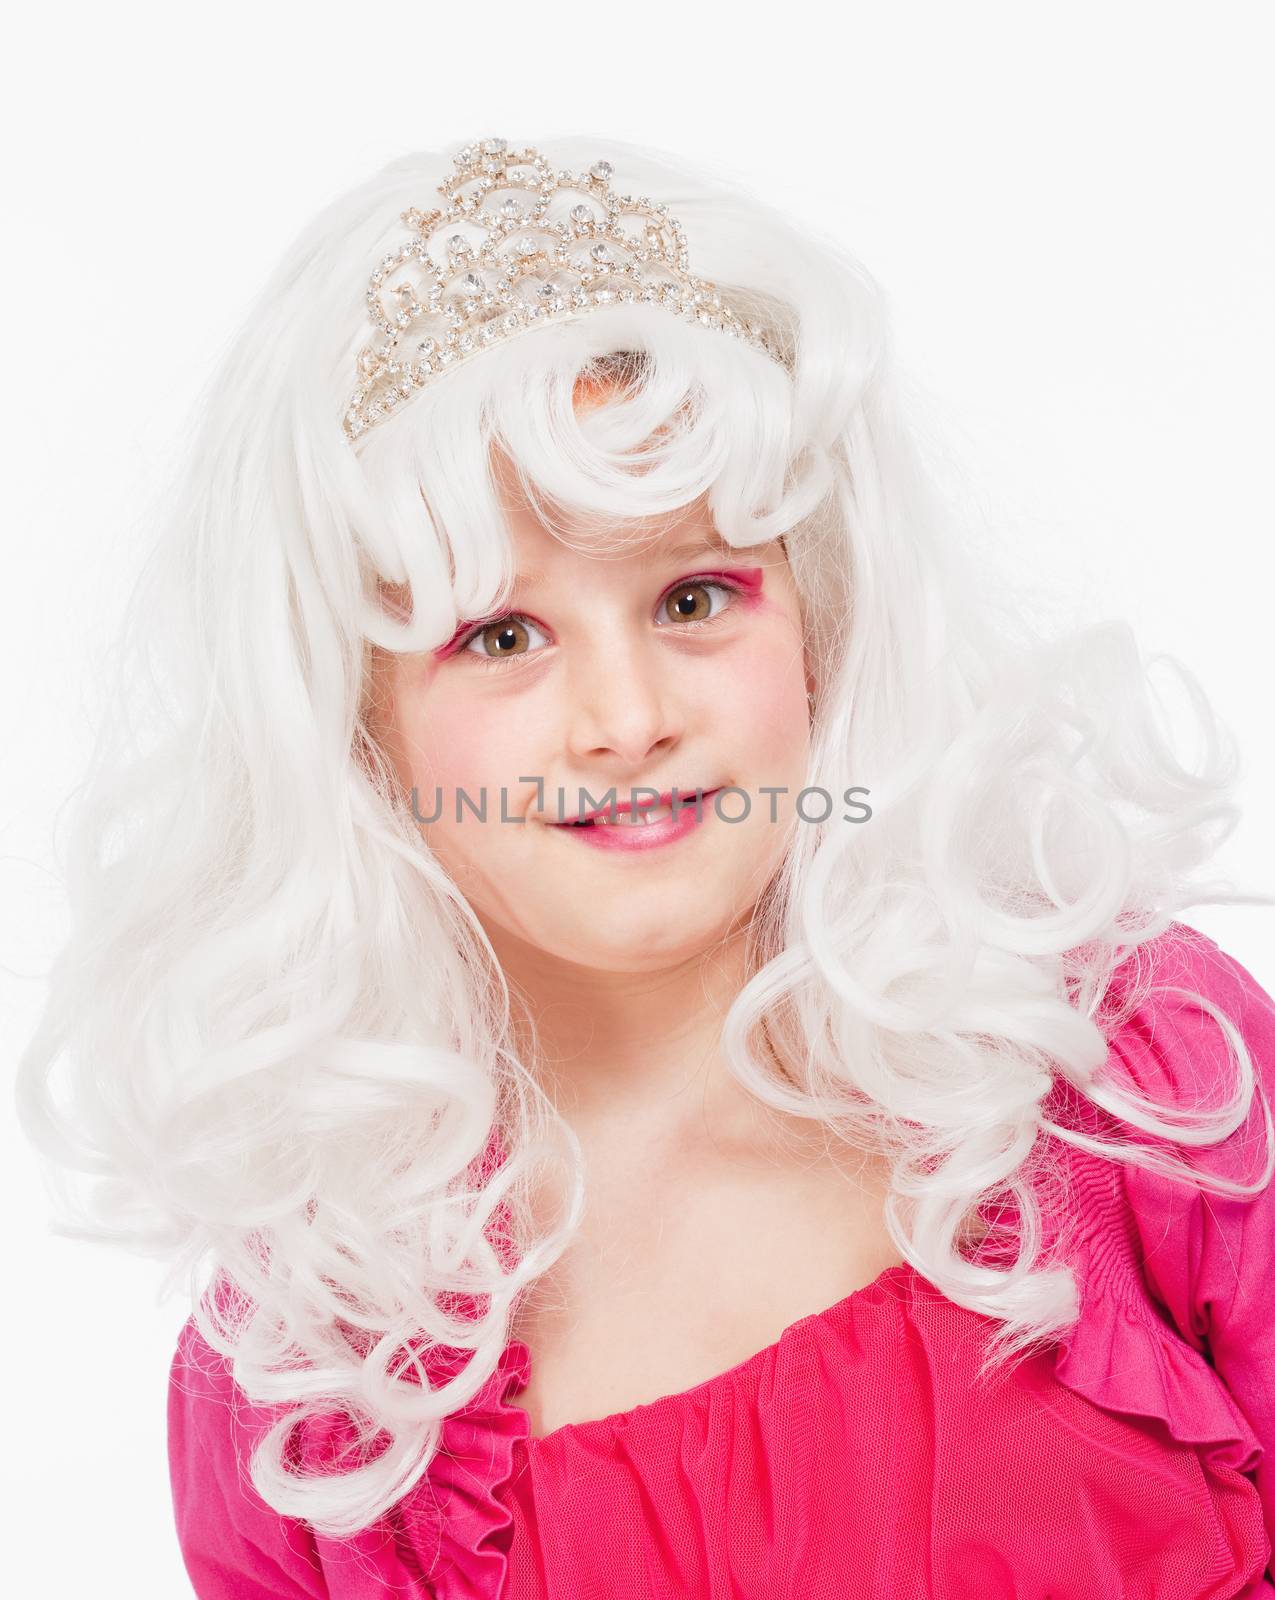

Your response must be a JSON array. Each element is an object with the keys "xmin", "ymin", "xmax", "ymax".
[
  {"xmin": 389, "ymin": 687, "xmax": 532, "ymax": 908},
  {"xmin": 390, "ymin": 662, "xmax": 532, "ymax": 797},
  {"xmin": 722, "ymin": 604, "xmax": 809, "ymax": 756},
  {"xmin": 412, "ymin": 703, "xmax": 500, "ymax": 791}
]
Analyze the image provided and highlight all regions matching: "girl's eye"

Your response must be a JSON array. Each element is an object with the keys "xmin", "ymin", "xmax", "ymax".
[
  {"xmin": 460, "ymin": 615, "xmax": 550, "ymax": 665},
  {"xmin": 457, "ymin": 576, "xmax": 744, "ymax": 668},
  {"xmin": 654, "ymin": 577, "xmax": 737, "ymax": 629}
]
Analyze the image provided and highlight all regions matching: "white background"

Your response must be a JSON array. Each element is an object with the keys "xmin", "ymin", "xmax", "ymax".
[{"xmin": 2, "ymin": 3, "xmax": 1272, "ymax": 1593}]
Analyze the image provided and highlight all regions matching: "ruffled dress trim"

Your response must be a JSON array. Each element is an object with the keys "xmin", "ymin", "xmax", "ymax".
[
  {"xmin": 259, "ymin": 1331, "xmax": 536, "ymax": 1597},
  {"xmin": 420, "ymin": 1337, "xmax": 532, "ymax": 1600},
  {"xmin": 1053, "ymin": 1207, "xmax": 1264, "ymax": 1478}
]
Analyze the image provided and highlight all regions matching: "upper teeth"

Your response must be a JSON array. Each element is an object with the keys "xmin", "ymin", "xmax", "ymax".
[{"xmin": 590, "ymin": 805, "xmax": 673, "ymax": 826}]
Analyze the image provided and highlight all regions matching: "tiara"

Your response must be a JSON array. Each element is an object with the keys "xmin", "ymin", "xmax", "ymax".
[{"xmin": 343, "ymin": 136, "xmax": 789, "ymax": 440}]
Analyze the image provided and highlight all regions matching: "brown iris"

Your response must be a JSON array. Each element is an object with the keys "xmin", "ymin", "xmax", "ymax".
[
  {"xmin": 475, "ymin": 621, "xmax": 530, "ymax": 658},
  {"xmin": 662, "ymin": 582, "xmax": 714, "ymax": 624}
]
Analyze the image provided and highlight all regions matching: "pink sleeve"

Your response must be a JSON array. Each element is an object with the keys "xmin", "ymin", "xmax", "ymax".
[
  {"xmin": 1112, "ymin": 928, "xmax": 1275, "ymax": 1554},
  {"xmin": 167, "ymin": 1319, "xmax": 329, "ymax": 1598}
]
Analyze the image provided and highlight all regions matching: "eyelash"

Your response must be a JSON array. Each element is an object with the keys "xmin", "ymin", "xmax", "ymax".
[{"xmin": 455, "ymin": 573, "xmax": 749, "ymax": 671}]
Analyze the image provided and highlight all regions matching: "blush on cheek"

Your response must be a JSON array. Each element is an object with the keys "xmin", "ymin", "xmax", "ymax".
[
  {"xmin": 411, "ymin": 712, "xmax": 490, "ymax": 792},
  {"xmin": 721, "ymin": 647, "xmax": 805, "ymax": 730},
  {"xmin": 714, "ymin": 581, "xmax": 807, "ymax": 721},
  {"xmin": 406, "ymin": 699, "xmax": 545, "ymax": 821}
]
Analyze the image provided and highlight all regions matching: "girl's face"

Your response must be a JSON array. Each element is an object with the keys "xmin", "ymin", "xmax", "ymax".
[{"xmin": 367, "ymin": 454, "xmax": 814, "ymax": 976}]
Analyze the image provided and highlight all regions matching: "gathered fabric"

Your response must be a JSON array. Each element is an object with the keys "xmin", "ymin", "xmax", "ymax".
[{"xmin": 168, "ymin": 925, "xmax": 1275, "ymax": 1597}]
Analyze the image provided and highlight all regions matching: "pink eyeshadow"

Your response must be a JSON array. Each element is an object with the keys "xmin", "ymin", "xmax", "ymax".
[{"xmin": 703, "ymin": 566, "xmax": 765, "ymax": 603}]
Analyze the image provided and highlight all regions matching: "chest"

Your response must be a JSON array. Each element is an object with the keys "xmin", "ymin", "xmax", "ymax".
[{"xmin": 507, "ymin": 1141, "xmax": 904, "ymax": 1440}]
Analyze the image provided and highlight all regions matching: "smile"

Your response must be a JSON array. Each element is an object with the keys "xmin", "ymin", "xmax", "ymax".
[{"xmin": 550, "ymin": 788, "xmax": 723, "ymax": 853}]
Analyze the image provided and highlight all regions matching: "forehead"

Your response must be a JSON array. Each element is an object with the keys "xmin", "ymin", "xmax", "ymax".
[
  {"xmin": 488, "ymin": 437, "xmax": 729, "ymax": 585},
  {"xmin": 504, "ymin": 525, "xmax": 737, "ymax": 599}
]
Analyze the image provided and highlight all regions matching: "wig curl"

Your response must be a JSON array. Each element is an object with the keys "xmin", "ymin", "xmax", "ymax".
[{"xmin": 16, "ymin": 132, "xmax": 1273, "ymax": 1538}]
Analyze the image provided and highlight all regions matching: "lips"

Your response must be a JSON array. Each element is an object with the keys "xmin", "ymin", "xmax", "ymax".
[{"xmin": 553, "ymin": 787, "xmax": 722, "ymax": 827}]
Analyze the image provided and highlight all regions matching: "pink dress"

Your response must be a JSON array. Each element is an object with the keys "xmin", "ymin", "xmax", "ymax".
[{"xmin": 168, "ymin": 925, "xmax": 1275, "ymax": 1597}]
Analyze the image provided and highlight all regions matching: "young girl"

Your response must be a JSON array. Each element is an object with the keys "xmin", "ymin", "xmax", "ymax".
[{"xmin": 17, "ymin": 134, "xmax": 1275, "ymax": 1597}]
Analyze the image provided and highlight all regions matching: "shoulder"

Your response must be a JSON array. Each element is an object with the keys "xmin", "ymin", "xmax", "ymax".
[
  {"xmin": 167, "ymin": 1313, "xmax": 513, "ymax": 1598},
  {"xmin": 1100, "ymin": 920, "xmax": 1275, "ymax": 1135},
  {"xmin": 167, "ymin": 1317, "xmax": 334, "ymax": 1597},
  {"xmin": 1091, "ymin": 924, "xmax": 1275, "ymax": 1553},
  {"xmin": 1096, "ymin": 922, "xmax": 1275, "ymax": 1333}
]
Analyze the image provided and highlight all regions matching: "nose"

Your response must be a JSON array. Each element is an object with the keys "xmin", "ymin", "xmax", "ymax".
[{"xmin": 563, "ymin": 633, "xmax": 686, "ymax": 770}]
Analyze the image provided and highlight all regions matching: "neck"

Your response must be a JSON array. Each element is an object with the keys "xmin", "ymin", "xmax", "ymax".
[{"xmin": 488, "ymin": 921, "xmax": 792, "ymax": 1154}]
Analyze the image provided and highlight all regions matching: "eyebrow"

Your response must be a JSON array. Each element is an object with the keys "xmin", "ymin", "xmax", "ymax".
[{"xmin": 508, "ymin": 536, "xmax": 734, "ymax": 593}]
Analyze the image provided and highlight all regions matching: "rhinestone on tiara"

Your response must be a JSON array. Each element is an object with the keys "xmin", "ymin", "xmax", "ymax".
[{"xmin": 343, "ymin": 136, "xmax": 789, "ymax": 441}]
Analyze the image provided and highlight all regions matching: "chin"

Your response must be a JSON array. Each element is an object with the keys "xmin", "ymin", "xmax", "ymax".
[{"xmin": 576, "ymin": 909, "xmax": 737, "ymax": 968}]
